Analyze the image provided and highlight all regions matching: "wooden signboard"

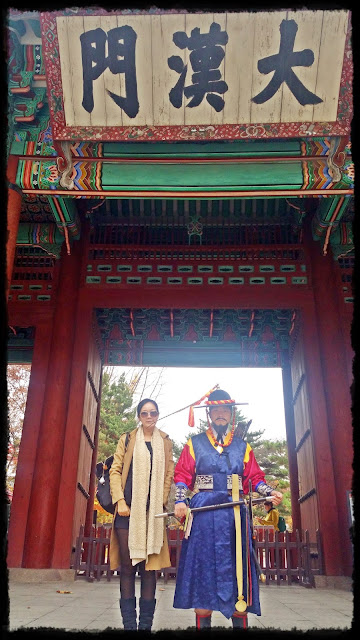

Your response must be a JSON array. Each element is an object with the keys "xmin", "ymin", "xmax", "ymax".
[{"xmin": 40, "ymin": 9, "xmax": 352, "ymax": 141}]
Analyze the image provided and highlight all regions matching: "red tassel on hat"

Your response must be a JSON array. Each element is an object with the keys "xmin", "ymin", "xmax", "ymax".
[{"xmin": 188, "ymin": 384, "xmax": 219, "ymax": 427}]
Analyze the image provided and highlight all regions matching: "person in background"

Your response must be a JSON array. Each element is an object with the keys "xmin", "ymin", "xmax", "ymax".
[
  {"xmin": 256, "ymin": 500, "xmax": 280, "ymax": 531},
  {"xmin": 109, "ymin": 398, "xmax": 174, "ymax": 631},
  {"xmin": 173, "ymin": 388, "xmax": 282, "ymax": 630}
]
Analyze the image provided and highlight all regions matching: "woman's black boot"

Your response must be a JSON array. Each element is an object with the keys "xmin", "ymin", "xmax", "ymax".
[
  {"xmin": 119, "ymin": 597, "xmax": 137, "ymax": 630},
  {"xmin": 138, "ymin": 597, "xmax": 156, "ymax": 631}
]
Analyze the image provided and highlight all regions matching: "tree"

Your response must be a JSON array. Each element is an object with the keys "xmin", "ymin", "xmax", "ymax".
[
  {"xmin": 97, "ymin": 368, "xmax": 138, "ymax": 463},
  {"xmin": 95, "ymin": 368, "xmax": 139, "ymax": 524},
  {"xmin": 6, "ymin": 365, "xmax": 31, "ymax": 496},
  {"xmin": 172, "ymin": 440, "xmax": 184, "ymax": 464},
  {"xmin": 251, "ymin": 439, "xmax": 292, "ymax": 524}
]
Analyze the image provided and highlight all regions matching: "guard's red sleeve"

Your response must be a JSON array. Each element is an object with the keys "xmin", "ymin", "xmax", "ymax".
[
  {"xmin": 242, "ymin": 446, "xmax": 266, "ymax": 495},
  {"xmin": 174, "ymin": 439, "xmax": 196, "ymax": 491}
]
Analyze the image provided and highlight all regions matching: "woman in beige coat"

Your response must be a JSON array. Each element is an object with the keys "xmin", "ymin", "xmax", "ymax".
[{"xmin": 109, "ymin": 398, "xmax": 174, "ymax": 631}]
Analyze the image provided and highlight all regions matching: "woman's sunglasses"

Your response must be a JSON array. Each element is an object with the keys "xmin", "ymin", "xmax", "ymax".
[{"xmin": 140, "ymin": 410, "xmax": 159, "ymax": 418}]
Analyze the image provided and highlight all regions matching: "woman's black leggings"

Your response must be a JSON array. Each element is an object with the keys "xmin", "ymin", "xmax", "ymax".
[{"xmin": 115, "ymin": 528, "xmax": 156, "ymax": 600}]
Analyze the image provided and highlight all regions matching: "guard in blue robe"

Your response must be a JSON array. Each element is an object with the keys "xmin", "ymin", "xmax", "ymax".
[{"xmin": 173, "ymin": 389, "xmax": 283, "ymax": 630}]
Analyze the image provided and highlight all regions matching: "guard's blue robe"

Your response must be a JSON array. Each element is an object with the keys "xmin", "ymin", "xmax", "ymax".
[{"xmin": 173, "ymin": 432, "xmax": 261, "ymax": 619}]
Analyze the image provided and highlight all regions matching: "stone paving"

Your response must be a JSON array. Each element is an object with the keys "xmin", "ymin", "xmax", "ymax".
[{"xmin": 7, "ymin": 576, "xmax": 353, "ymax": 633}]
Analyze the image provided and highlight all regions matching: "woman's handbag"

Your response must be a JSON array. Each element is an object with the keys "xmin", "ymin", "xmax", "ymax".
[
  {"xmin": 96, "ymin": 455, "xmax": 115, "ymax": 514},
  {"xmin": 96, "ymin": 433, "xmax": 130, "ymax": 514}
]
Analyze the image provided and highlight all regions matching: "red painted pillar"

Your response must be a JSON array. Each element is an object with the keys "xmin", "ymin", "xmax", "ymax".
[
  {"xmin": 51, "ymin": 297, "xmax": 94, "ymax": 568},
  {"xmin": 7, "ymin": 320, "xmax": 53, "ymax": 567},
  {"xmin": 301, "ymin": 299, "xmax": 344, "ymax": 576},
  {"xmin": 6, "ymin": 155, "xmax": 22, "ymax": 298},
  {"xmin": 307, "ymin": 238, "xmax": 353, "ymax": 576},
  {"xmin": 22, "ymin": 242, "xmax": 82, "ymax": 568}
]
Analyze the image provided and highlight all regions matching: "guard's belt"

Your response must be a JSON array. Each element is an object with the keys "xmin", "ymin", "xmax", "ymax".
[{"xmin": 196, "ymin": 474, "xmax": 243, "ymax": 491}]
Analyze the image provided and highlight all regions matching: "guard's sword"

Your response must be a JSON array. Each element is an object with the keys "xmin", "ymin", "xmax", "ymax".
[{"xmin": 155, "ymin": 496, "xmax": 274, "ymax": 518}]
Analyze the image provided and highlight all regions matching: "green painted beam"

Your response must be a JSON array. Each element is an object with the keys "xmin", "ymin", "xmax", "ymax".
[
  {"xmin": 47, "ymin": 197, "xmax": 81, "ymax": 238},
  {"xmin": 103, "ymin": 140, "xmax": 302, "ymax": 158},
  {"xmin": 102, "ymin": 162, "xmax": 303, "ymax": 191},
  {"xmin": 16, "ymin": 222, "xmax": 64, "ymax": 245},
  {"xmin": 312, "ymin": 195, "xmax": 352, "ymax": 239},
  {"xmin": 7, "ymin": 349, "xmax": 33, "ymax": 364},
  {"xmin": 141, "ymin": 341, "xmax": 286, "ymax": 367}
]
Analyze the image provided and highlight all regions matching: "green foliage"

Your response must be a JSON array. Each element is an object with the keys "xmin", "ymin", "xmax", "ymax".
[
  {"xmin": 245, "ymin": 428, "xmax": 265, "ymax": 450},
  {"xmin": 253, "ymin": 439, "xmax": 290, "ymax": 485},
  {"xmin": 251, "ymin": 439, "xmax": 292, "ymax": 521},
  {"xmin": 97, "ymin": 370, "xmax": 138, "ymax": 462},
  {"xmin": 172, "ymin": 440, "xmax": 184, "ymax": 463}
]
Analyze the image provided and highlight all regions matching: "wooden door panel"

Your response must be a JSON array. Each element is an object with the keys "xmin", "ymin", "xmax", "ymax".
[
  {"xmin": 290, "ymin": 319, "xmax": 319, "ymax": 541},
  {"xmin": 71, "ymin": 319, "xmax": 102, "ymax": 547}
]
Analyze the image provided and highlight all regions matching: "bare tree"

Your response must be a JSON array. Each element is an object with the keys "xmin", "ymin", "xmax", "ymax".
[
  {"xmin": 106, "ymin": 366, "xmax": 165, "ymax": 408},
  {"xmin": 7, "ymin": 364, "xmax": 31, "ymax": 495}
]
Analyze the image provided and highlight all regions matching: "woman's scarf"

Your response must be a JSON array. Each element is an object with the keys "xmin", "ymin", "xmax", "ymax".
[{"xmin": 128, "ymin": 425, "xmax": 165, "ymax": 566}]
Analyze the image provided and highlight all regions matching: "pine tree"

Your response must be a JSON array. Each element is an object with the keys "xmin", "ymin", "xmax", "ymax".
[
  {"xmin": 97, "ymin": 369, "xmax": 138, "ymax": 463},
  {"xmin": 95, "ymin": 369, "xmax": 139, "ymax": 524},
  {"xmin": 251, "ymin": 438, "xmax": 292, "ymax": 523}
]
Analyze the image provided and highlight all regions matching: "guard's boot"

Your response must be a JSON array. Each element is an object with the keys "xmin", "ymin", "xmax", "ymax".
[
  {"xmin": 196, "ymin": 613, "xmax": 212, "ymax": 630},
  {"xmin": 138, "ymin": 597, "xmax": 156, "ymax": 631},
  {"xmin": 231, "ymin": 612, "xmax": 248, "ymax": 629},
  {"xmin": 119, "ymin": 597, "xmax": 137, "ymax": 630}
]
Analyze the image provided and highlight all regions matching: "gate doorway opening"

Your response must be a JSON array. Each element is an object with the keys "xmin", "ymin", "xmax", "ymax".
[
  {"xmin": 109, "ymin": 365, "xmax": 287, "ymax": 447},
  {"xmin": 96, "ymin": 364, "xmax": 291, "ymax": 526}
]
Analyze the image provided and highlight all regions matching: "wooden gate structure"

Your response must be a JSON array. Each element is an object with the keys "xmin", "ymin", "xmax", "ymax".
[{"xmin": 6, "ymin": 8, "xmax": 353, "ymax": 582}]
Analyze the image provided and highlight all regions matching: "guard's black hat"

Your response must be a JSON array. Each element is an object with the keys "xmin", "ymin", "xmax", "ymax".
[{"xmin": 207, "ymin": 389, "xmax": 234, "ymax": 403}]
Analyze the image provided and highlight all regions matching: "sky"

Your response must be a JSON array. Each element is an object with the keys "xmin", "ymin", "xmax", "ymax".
[{"xmin": 112, "ymin": 366, "xmax": 287, "ymax": 447}]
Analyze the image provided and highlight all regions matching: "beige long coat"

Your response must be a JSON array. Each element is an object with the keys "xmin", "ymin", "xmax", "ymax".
[{"xmin": 109, "ymin": 427, "xmax": 174, "ymax": 571}]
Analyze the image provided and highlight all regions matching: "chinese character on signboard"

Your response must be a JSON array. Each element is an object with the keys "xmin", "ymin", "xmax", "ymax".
[
  {"xmin": 80, "ymin": 26, "xmax": 139, "ymax": 117},
  {"xmin": 252, "ymin": 19, "xmax": 323, "ymax": 107},
  {"xmin": 168, "ymin": 22, "xmax": 228, "ymax": 111}
]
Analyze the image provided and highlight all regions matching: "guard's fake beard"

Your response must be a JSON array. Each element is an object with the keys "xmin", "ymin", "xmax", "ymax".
[{"xmin": 211, "ymin": 422, "xmax": 228, "ymax": 439}]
